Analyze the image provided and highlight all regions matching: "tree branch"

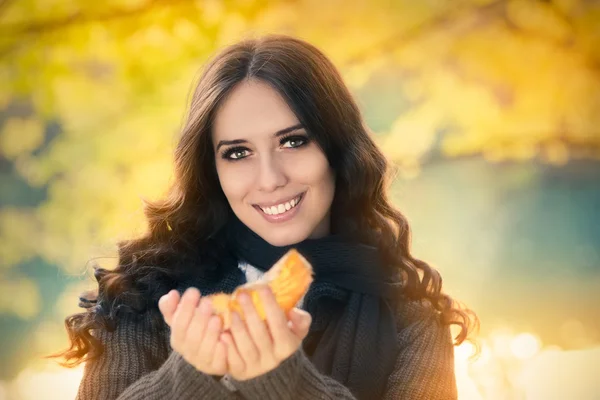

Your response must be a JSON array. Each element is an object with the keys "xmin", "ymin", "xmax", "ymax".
[
  {"xmin": 0, "ymin": 0, "xmax": 192, "ymax": 36},
  {"xmin": 343, "ymin": 0, "xmax": 507, "ymax": 66},
  {"xmin": 0, "ymin": 0, "xmax": 14, "ymax": 18}
]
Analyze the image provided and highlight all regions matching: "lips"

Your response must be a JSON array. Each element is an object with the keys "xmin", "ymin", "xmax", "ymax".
[
  {"xmin": 253, "ymin": 192, "xmax": 305, "ymax": 222},
  {"xmin": 256, "ymin": 193, "xmax": 303, "ymax": 215}
]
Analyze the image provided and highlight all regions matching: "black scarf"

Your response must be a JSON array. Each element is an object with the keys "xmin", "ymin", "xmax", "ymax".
[{"xmin": 218, "ymin": 216, "xmax": 401, "ymax": 400}]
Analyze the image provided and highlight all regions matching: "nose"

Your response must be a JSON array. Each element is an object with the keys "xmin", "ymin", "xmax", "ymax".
[{"xmin": 256, "ymin": 154, "xmax": 287, "ymax": 192}]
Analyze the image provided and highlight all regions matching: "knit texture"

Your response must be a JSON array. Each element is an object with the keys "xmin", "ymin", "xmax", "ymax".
[
  {"xmin": 226, "ymin": 216, "xmax": 401, "ymax": 399},
  {"xmin": 75, "ymin": 296, "xmax": 457, "ymax": 399}
]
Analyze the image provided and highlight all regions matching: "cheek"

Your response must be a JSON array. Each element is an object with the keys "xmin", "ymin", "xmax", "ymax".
[
  {"xmin": 290, "ymin": 151, "xmax": 334, "ymax": 196},
  {"xmin": 216, "ymin": 163, "xmax": 251, "ymax": 203},
  {"xmin": 320, "ymin": 167, "xmax": 336, "ymax": 204}
]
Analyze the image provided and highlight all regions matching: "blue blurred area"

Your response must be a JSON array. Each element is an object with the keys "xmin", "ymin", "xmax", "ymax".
[
  {"xmin": 1, "ymin": 151, "xmax": 599, "ymax": 379},
  {"xmin": 394, "ymin": 157, "xmax": 600, "ymax": 347},
  {"xmin": 0, "ymin": 260, "xmax": 72, "ymax": 379}
]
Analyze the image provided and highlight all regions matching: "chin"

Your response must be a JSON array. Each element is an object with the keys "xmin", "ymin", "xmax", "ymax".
[{"xmin": 255, "ymin": 225, "xmax": 311, "ymax": 247}]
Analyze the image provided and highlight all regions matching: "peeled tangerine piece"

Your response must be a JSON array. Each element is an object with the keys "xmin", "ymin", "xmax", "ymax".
[{"xmin": 208, "ymin": 249, "xmax": 314, "ymax": 330}]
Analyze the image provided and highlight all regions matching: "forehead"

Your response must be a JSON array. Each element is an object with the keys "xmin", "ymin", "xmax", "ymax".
[{"xmin": 212, "ymin": 80, "xmax": 300, "ymax": 141}]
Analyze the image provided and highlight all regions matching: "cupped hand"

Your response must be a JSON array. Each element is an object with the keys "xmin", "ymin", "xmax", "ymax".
[
  {"xmin": 158, "ymin": 288, "xmax": 228, "ymax": 376},
  {"xmin": 219, "ymin": 286, "xmax": 312, "ymax": 381}
]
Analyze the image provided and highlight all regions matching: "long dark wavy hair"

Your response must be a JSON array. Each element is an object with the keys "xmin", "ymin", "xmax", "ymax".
[{"xmin": 53, "ymin": 34, "xmax": 478, "ymax": 367}]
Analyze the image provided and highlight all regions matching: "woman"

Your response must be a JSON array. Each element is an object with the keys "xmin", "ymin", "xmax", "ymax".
[{"xmin": 56, "ymin": 34, "xmax": 477, "ymax": 400}]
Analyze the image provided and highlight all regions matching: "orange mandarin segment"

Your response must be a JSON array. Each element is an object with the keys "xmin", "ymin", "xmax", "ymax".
[
  {"xmin": 209, "ymin": 293, "xmax": 233, "ymax": 329},
  {"xmin": 208, "ymin": 249, "xmax": 313, "ymax": 330}
]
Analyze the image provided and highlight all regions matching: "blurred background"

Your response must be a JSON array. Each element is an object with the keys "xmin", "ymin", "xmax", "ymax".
[{"xmin": 0, "ymin": 0, "xmax": 599, "ymax": 399}]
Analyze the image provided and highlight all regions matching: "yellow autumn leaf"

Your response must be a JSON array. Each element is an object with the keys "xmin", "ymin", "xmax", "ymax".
[
  {"xmin": 383, "ymin": 103, "xmax": 442, "ymax": 163},
  {"xmin": 0, "ymin": 209, "xmax": 41, "ymax": 269},
  {"xmin": 506, "ymin": 0, "xmax": 572, "ymax": 43},
  {"xmin": 0, "ymin": 118, "xmax": 45, "ymax": 159}
]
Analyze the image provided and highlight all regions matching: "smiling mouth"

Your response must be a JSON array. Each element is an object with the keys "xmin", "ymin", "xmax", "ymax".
[{"xmin": 254, "ymin": 193, "xmax": 305, "ymax": 216}]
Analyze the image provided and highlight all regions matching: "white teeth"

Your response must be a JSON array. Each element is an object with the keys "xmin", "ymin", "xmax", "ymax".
[{"xmin": 259, "ymin": 195, "xmax": 301, "ymax": 216}]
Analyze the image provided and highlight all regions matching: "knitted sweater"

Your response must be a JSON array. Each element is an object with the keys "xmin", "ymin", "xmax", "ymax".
[{"xmin": 75, "ymin": 262, "xmax": 458, "ymax": 399}]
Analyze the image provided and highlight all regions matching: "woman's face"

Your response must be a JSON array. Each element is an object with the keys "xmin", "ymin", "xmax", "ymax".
[{"xmin": 212, "ymin": 80, "xmax": 335, "ymax": 246}]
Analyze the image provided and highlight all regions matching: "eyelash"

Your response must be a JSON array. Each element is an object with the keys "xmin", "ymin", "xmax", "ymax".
[{"xmin": 220, "ymin": 134, "xmax": 310, "ymax": 161}]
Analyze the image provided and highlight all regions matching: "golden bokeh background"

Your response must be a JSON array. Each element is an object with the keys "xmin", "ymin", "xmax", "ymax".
[{"xmin": 0, "ymin": 0, "xmax": 599, "ymax": 399}]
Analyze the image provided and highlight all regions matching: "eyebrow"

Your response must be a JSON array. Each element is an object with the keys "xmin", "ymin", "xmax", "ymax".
[{"xmin": 215, "ymin": 123, "xmax": 305, "ymax": 152}]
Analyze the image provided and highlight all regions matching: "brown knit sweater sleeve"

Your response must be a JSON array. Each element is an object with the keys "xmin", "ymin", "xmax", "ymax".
[
  {"xmin": 382, "ymin": 299, "xmax": 458, "ymax": 400},
  {"xmin": 75, "ymin": 312, "xmax": 238, "ymax": 400},
  {"xmin": 75, "ymin": 299, "xmax": 457, "ymax": 400},
  {"xmin": 225, "ymin": 299, "xmax": 457, "ymax": 400},
  {"xmin": 230, "ymin": 347, "xmax": 357, "ymax": 399}
]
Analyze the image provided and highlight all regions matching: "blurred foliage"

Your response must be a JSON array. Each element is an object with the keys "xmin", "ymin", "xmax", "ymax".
[
  {"xmin": 0, "ymin": 0, "xmax": 599, "ymax": 319},
  {"xmin": 0, "ymin": 276, "xmax": 41, "ymax": 319},
  {"xmin": 0, "ymin": 3, "xmax": 599, "ymax": 396}
]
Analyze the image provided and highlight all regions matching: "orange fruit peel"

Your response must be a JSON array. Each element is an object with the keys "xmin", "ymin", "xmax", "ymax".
[{"xmin": 208, "ymin": 249, "xmax": 313, "ymax": 329}]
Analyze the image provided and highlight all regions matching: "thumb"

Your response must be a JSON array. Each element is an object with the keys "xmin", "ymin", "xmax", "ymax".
[
  {"xmin": 158, "ymin": 290, "xmax": 180, "ymax": 326},
  {"xmin": 288, "ymin": 308, "xmax": 312, "ymax": 339}
]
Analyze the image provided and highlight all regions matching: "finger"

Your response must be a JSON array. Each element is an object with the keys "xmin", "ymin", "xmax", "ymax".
[
  {"xmin": 171, "ymin": 288, "xmax": 201, "ymax": 346},
  {"xmin": 197, "ymin": 315, "xmax": 223, "ymax": 363},
  {"xmin": 230, "ymin": 311, "xmax": 260, "ymax": 365},
  {"xmin": 258, "ymin": 287, "xmax": 291, "ymax": 344},
  {"xmin": 237, "ymin": 291, "xmax": 273, "ymax": 355},
  {"xmin": 288, "ymin": 308, "xmax": 312, "ymax": 339},
  {"xmin": 158, "ymin": 290, "xmax": 180, "ymax": 326},
  {"xmin": 181, "ymin": 297, "xmax": 213, "ymax": 356},
  {"xmin": 211, "ymin": 340, "xmax": 227, "ymax": 373},
  {"xmin": 221, "ymin": 332, "xmax": 245, "ymax": 376}
]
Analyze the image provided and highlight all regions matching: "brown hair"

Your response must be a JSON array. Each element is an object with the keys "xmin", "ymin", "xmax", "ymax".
[{"xmin": 52, "ymin": 34, "xmax": 478, "ymax": 367}]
